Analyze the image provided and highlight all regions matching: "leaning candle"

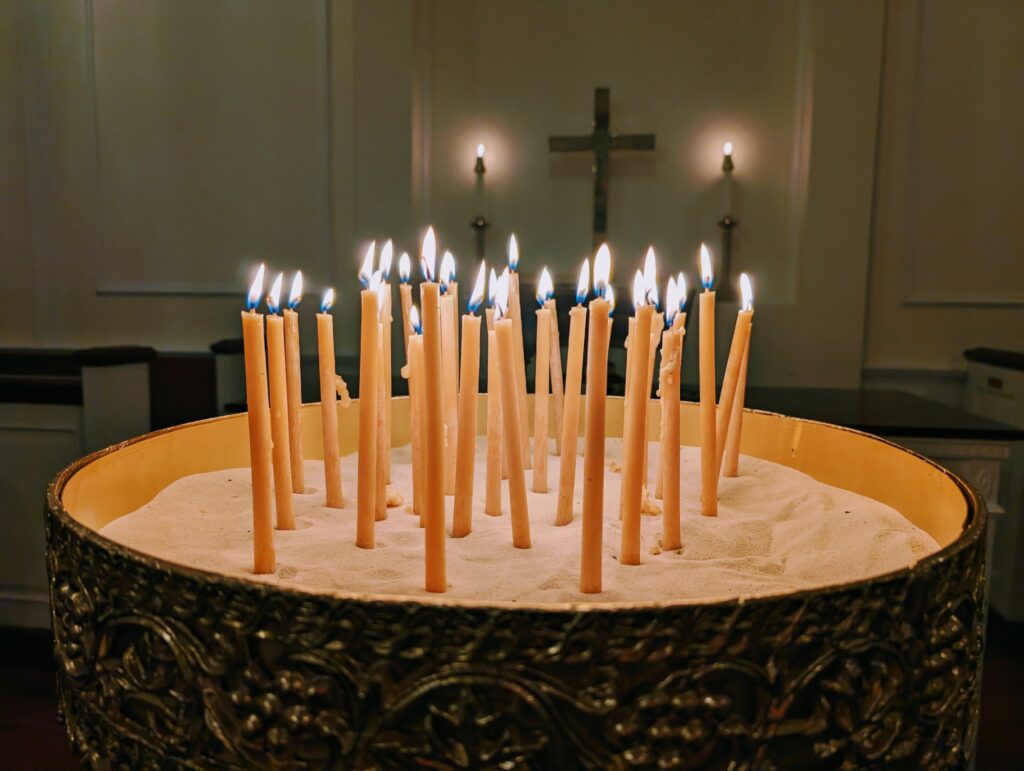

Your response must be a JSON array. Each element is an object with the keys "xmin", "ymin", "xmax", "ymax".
[
  {"xmin": 580, "ymin": 245, "xmax": 612, "ymax": 593},
  {"xmin": 698, "ymin": 243, "xmax": 717, "ymax": 516},
  {"xmin": 621, "ymin": 270, "xmax": 654, "ymax": 566},
  {"xmin": 398, "ymin": 252, "xmax": 414, "ymax": 361},
  {"xmin": 544, "ymin": 293, "xmax": 565, "ymax": 456},
  {"xmin": 452, "ymin": 262, "xmax": 485, "ymax": 537},
  {"xmin": 495, "ymin": 269, "xmax": 531, "ymax": 548},
  {"xmin": 317, "ymin": 288, "xmax": 343, "ymax": 508},
  {"xmin": 379, "ymin": 240, "xmax": 394, "ymax": 485},
  {"xmin": 723, "ymin": 323, "xmax": 752, "ymax": 477},
  {"xmin": 507, "ymin": 235, "xmax": 531, "ymax": 469},
  {"xmin": 532, "ymin": 268, "xmax": 553, "ymax": 492},
  {"xmin": 555, "ymin": 259, "xmax": 589, "ymax": 526},
  {"xmin": 716, "ymin": 273, "xmax": 755, "ymax": 478},
  {"xmin": 420, "ymin": 265, "xmax": 447, "ymax": 591},
  {"xmin": 440, "ymin": 250, "xmax": 459, "ymax": 495},
  {"xmin": 266, "ymin": 273, "xmax": 296, "ymax": 531},
  {"xmin": 241, "ymin": 265, "xmax": 275, "ymax": 574},
  {"xmin": 484, "ymin": 274, "xmax": 503, "ymax": 516},
  {"xmin": 357, "ymin": 250, "xmax": 379, "ymax": 548},
  {"xmin": 283, "ymin": 272, "xmax": 305, "ymax": 494}
]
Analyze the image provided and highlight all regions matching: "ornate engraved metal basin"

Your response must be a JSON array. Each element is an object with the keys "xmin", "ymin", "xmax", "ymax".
[{"xmin": 45, "ymin": 398, "xmax": 985, "ymax": 769}]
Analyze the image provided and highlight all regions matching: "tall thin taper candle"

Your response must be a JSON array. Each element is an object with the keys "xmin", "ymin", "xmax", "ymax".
[
  {"xmin": 698, "ymin": 245, "xmax": 717, "ymax": 516},
  {"xmin": 266, "ymin": 275, "xmax": 295, "ymax": 530},
  {"xmin": 620, "ymin": 297, "xmax": 653, "ymax": 566},
  {"xmin": 484, "ymin": 306, "xmax": 503, "ymax": 516},
  {"xmin": 283, "ymin": 273, "xmax": 304, "ymax": 494},
  {"xmin": 453, "ymin": 264, "xmax": 485, "ymax": 537},
  {"xmin": 723, "ymin": 327, "xmax": 751, "ymax": 477},
  {"xmin": 555, "ymin": 262, "xmax": 588, "ymax": 526},
  {"xmin": 421, "ymin": 280, "xmax": 447, "ymax": 591},
  {"xmin": 241, "ymin": 266, "xmax": 275, "ymax": 574},
  {"xmin": 507, "ymin": 236, "xmax": 531, "ymax": 469},
  {"xmin": 660, "ymin": 322, "xmax": 683, "ymax": 551},
  {"xmin": 717, "ymin": 274, "xmax": 755, "ymax": 478},
  {"xmin": 375, "ymin": 316, "xmax": 387, "ymax": 522},
  {"xmin": 440, "ymin": 261, "xmax": 459, "ymax": 495},
  {"xmin": 544, "ymin": 297, "xmax": 565, "ymax": 456},
  {"xmin": 533, "ymin": 303, "xmax": 551, "ymax": 492},
  {"xmin": 398, "ymin": 252, "xmax": 414, "ymax": 360},
  {"xmin": 357, "ymin": 281, "xmax": 379, "ymax": 548},
  {"xmin": 408, "ymin": 320, "xmax": 426, "ymax": 520},
  {"xmin": 580, "ymin": 273, "xmax": 610, "ymax": 593},
  {"xmin": 317, "ymin": 291, "xmax": 343, "ymax": 508},
  {"xmin": 656, "ymin": 310, "xmax": 686, "ymax": 499}
]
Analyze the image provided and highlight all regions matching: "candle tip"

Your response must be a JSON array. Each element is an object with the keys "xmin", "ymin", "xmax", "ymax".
[
  {"xmin": 723, "ymin": 141, "xmax": 733, "ymax": 157},
  {"xmin": 379, "ymin": 239, "xmax": 394, "ymax": 280},
  {"xmin": 359, "ymin": 242, "xmax": 376, "ymax": 288},
  {"xmin": 440, "ymin": 250, "xmax": 456, "ymax": 291},
  {"xmin": 246, "ymin": 264, "xmax": 266, "ymax": 311},
  {"xmin": 593, "ymin": 243, "xmax": 611, "ymax": 293},
  {"xmin": 320, "ymin": 287, "xmax": 335, "ymax": 313},
  {"xmin": 468, "ymin": 261, "xmax": 486, "ymax": 313},
  {"xmin": 398, "ymin": 252, "xmax": 411, "ymax": 283},
  {"xmin": 267, "ymin": 272, "xmax": 284, "ymax": 314},
  {"xmin": 495, "ymin": 267, "xmax": 510, "ymax": 320},
  {"xmin": 421, "ymin": 227, "xmax": 437, "ymax": 279},
  {"xmin": 576, "ymin": 259, "xmax": 590, "ymax": 305},
  {"xmin": 508, "ymin": 234, "xmax": 519, "ymax": 271},
  {"xmin": 488, "ymin": 268, "xmax": 498, "ymax": 306},
  {"xmin": 288, "ymin": 270, "xmax": 303, "ymax": 309},
  {"xmin": 409, "ymin": 304, "xmax": 421, "ymax": 334},
  {"xmin": 536, "ymin": 267, "xmax": 553, "ymax": 305},
  {"xmin": 477, "ymin": 143, "xmax": 485, "ymax": 159},
  {"xmin": 740, "ymin": 272, "xmax": 754, "ymax": 311},
  {"xmin": 699, "ymin": 243, "xmax": 714, "ymax": 290}
]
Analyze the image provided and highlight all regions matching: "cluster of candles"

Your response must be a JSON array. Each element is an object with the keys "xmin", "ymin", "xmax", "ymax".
[{"xmin": 240, "ymin": 228, "xmax": 753, "ymax": 594}]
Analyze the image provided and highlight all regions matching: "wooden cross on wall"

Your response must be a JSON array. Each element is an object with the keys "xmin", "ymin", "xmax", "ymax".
[{"xmin": 548, "ymin": 87, "xmax": 656, "ymax": 247}]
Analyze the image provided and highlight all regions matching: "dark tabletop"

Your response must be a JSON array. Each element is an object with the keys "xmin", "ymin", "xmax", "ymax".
[{"xmin": 735, "ymin": 387, "xmax": 1024, "ymax": 442}]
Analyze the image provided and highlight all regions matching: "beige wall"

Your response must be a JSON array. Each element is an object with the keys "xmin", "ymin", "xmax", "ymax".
[{"xmin": 2, "ymin": 1, "xmax": 1019, "ymax": 387}]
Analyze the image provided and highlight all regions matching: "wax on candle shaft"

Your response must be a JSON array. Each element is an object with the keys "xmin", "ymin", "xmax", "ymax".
[
  {"xmin": 421, "ymin": 283, "xmax": 447, "ymax": 592},
  {"xmin": 620, "ymin": 304, "xmax": 653, "ymax": 566},
  {"xmin": 544, "ymin": 298, "xmax": 565, "ymax": 456},
  {"xmin": 452, "ymin": 312, "xmax": 482, "ymax": 537},
  {"xmin": 316, "ymin": 313, "xmax": 343, "ymax": 508},
  {"xmin": 508, "ymin": 272, "xmax": 531, "ymax": 469},
  {"xmin": 714, "ymin": 309, "xmax": 753, "ymax": 478},
  {"xmin": 660, "ymin": 327, "xmax": 683, "ymax": 551},
  {"xmin": 555, "ymin": 305, "xmax": 587, "ymax": 526},
  {"xmin": 532, "ymin": 306, "xmax": 551, "ymax": 492},
  {"xmin": 723, "ymin": 325, "xmax": 752, "ymax": 477},
  {"xmin": 484, "ymin": 310, "xmax": 503, "ymax": 516},
  {"xmin": 496, "ymin": 317, "xmax": 532, "ymax": 548},
  {"xmin": 409, "ymin": 335, "xmax": 426, "ymax": 521},
  {"xmin": 283, "ymin": 308, "xmax": 304, "ymax": 494},
  {"xmin": 699, "ymin": 290, "xmax": 717, "ymax": 516}
]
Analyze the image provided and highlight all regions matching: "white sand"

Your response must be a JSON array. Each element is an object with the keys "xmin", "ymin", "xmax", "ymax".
[{"xmin": 100, "ymin": 438, "xmax": 939, "ymax": 607}]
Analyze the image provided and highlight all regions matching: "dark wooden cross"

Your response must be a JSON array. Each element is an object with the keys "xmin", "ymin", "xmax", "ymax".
[{"xmin": 548, "ymin": 87, "xmax": 656, "ymax": 247}]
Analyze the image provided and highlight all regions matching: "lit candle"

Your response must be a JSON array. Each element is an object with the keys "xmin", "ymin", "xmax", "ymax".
[
  {"xmin": 484, "ymin": 270, "xmax": 503, "ymax": 516},
  {"xmin": 283, "ymin": 271, "xmax": 305, "ymax": 494},
  {"xmin": 241, "ymin": 265, "xmax": 275, "ymax": 573},
  {"xmin": 375, "ymin": 278, "xmax": 389, "ymax": 522},
  {"xmin": 715, "ymin": 273, "xmax": 754, "ymax": 478},
  {"xmin": 398, "ymin": 252, "xmax": 414, "ymax": 361},
  {"xmin": 452, "ymin": 262, "xmax": 486, "ymax": 537},
  {"xmin": 699, "ymin": 243, "xmax": 717, "ymax": 516},
  {"xmin": 641, "ymin": 248, "xmax": 663, "ymax": 488},
  {"xmin": 621, "ymin": 266, "xmax": 655, "ymax": 566},
  {"xmin": 656, "ymin": 274, "xmax": 688, "ymax": 499},
  {"xmin": 407, "ymin": 306, "xmax": 425, "ymax": 520},
  {"xmin": 317, "ymin": 288, "xmax": 343, "ymax": 508},
  {"xmin": 357, "ymin": 247, "xmax": 379, "ymax": 548},
  {"xmin": 439, "ymin": 250, "xmax": 459, "ymax": 495},
  {"xmin": 723, "ymin": 141, "xmax": 735, "ymax": 212},
  {"xmin": 265, "ymin": 273, "xmax": 296, "ymax": 531},
  {"xmin": 723, "ymin": 323, "xmax": 751, "ymax": 478},
  {"xmin": 420, "ymin": 230, "xmax": 447, "ymax": 591},
  {"xmin": 659, "ymin": 278, "xmax": 685, "ymax": 551},
  {"xmin": 581, "ymin": 247, "xmax": 612, "ymax": 593},
  {"xmin": 379, "ymin": 240, "xmax": 394, "ymax": 486},
  {"xmin": 474, "ymin": 143, "xmax": 486, "ymax": 218},
  {"xmin": 532, "ymin": 268, "xmax": 553, "ymax": 492},
  {"xmin": 495, "ymin": 268, "xmax": 531, "ymax": 548},
  {"xmin": 507, "ymin": 235, "xmax": 531, "ymax": 469},
  {"xmin": 555, "ymin": 259, "xmax": 589, "ymax": 526}
]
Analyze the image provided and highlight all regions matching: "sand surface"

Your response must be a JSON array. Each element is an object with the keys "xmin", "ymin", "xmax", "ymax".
[{"xmin": 100, "ymin": 438, "xmax": 939, "ymax": 606}]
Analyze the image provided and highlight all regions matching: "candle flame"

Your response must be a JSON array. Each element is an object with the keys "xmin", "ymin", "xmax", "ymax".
[
  {"xmin": 468, "ymin": 260, "xmax": 486, "ymax": 313},
  {"xmin": 368, "ymin": 269, "xmax": 382, "ymax": 294},
  {"xmin": 665, "ymin": 276, "xmax": 679, "ymax": 326},
  {"xmin": 421, "ymin": 227, "xmax": 436, "ymax": 280},
  {"xmin": 632, "ymin": 270, "xmax": 646, "ymax": 310},
  {"xmin": 246, "ymin": 264, "xmax": 266, "ymax": 311},
  {"xmin": 440, "ymin": 250, "xmax": 456, "ymax": 291},
  {"xmin": 409, "ymin": 304, "xmax": 421, "ymax": 335},
  {"xmin": 379, "ymin": 239, "xmax": 393, "ymax": 280},
  {"xmin": 536, "ymin": 267, "xmax": 553, "ymax": 305},
  {"xmin": 488, "ymin": 267, "xmax": 498, "ymax": 305},
  {"xmin": 593, "ymin": 243, "xmax": 611, "ymax": 293},
  {"xmin": 677, "ymin": 272, "xmax": 688, "ymax": 310},
  {"xmin": 605, "ymin": 284, "xmax": 615, "ymax": 316},
  {"xmin": 723, "ymin": 141, "xmax": 733, "ymax": 157},
  {"xmin": 359, "ymin": 241, "xmax": 376, "ymax": 288},
  {"xmin": 398, "ymin": 252, "xmax": 411, "ymax": 283},
  {"xmin": 576, "ymin": 258, "xmax": 590, "ymax": 304},
  {"xmin": 699, "ymin": 243, "xmax": 714, "ymax": 290},
  {"xmin": 740, "ymin": 272, "xmax": 754, "ymax": 311},
  {"xmin": 320, "ymin": 287, "xmax": 335, "ymax": 313},
  {"xmin": 495, "ymin": 267, "xmax": 510, "ymax": 321},
  {"xmin": 287, "ymin": 271, "xmax": 303, "ymax": 309},
  {"xmin": 508, "ymin": 234, "xmax": 519, "ymax": 271},
  {"xmin": 477, "ymin": 143, "xmax": 485, "ymax": 159},
  {"xmin": 267, "ymin": 272, "xmax": 284, "ymax": 314},
  {"xmin": 643, "ymin": 247, "xmax": 659, "ymax": 308}
]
